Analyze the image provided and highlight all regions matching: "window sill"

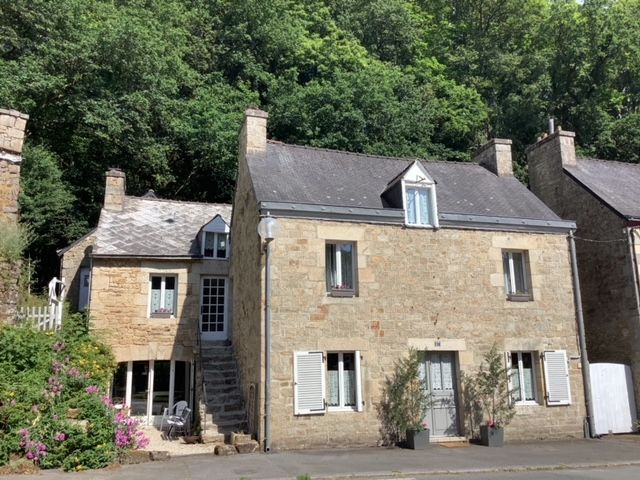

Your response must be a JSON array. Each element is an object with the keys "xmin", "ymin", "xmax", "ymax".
[
  {"xmin": 203, "ymin": 256, "xmax": 228, "ymax": 260},
  {"xmin": 150, "ymin": 313, "xmax": 174, "ymax": 319},
  {"xmin": 327, "ymin": 407, "xmax": 358, "ymax": 412},
  {"xmin": 507, "ymin": 294, "xmax": 533, "ymax": 302},
  {"xmin": 404, "ymin": 223, "xmax": 437, "ymax": 229},
  {"xmin": 328, "ymin": 289, "xmax": 356, "ymax": 298}
]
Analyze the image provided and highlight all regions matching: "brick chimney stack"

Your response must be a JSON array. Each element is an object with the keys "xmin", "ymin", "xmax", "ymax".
[
  {"xmin": 475, "ymin": 138, "xmax": 514, "ymax": 177},
  {"xmin": 0, "ymin": 108, "xmax": 29, "ymax": 222},
  {"xmin": 526, "ymin": 128, "xmax": 577, "ymax": 214},
  {"xmin": 104, "ymin": 168, "xmax": 126, "ymax": 211},
  {"xmin": 239, "ymin": 108, "xmax": 269, "ymax": 156}
]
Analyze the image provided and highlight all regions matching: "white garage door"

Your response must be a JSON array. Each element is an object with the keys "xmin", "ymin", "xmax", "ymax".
[{"xmin": 590, "ymin": 363, "xmax": 637, "ymax": 435}]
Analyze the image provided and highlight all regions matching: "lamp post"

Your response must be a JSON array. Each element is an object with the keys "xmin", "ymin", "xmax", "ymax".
[{"xmin": 257, "ymin": 213, "xmax": 280, "ymax": 453}]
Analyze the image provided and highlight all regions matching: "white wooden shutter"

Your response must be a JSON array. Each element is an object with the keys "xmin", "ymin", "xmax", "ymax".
[
  {"xmin": 355, "ymin": 351, "xmax": 363, "ymax": 412},
  {"xmin": 294, "ymin": 351, "xmax": 326, "ymax": 415},
  {"xmin": 504, "ymin": 351, "xmax": 513, "ymax": 404},
  {"xmin": 543, "ymin": 350, "xmax": 571, "ymax": 405}
]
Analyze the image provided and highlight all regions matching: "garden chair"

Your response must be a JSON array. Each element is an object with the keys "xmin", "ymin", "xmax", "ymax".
[
  {"xmin": 166, "ymin": 407, "xmax": 191, "ymax": 440},
  {"xmin": 160, "ymin": 400, "xmax": 188, "ymax": 436}
]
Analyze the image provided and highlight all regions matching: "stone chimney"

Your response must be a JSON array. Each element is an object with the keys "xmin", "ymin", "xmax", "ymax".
[
  {"xmin": 475, "ymin": 138, "xmax": 513, "ymax": 176},
  {"xmin": 239, "ymin": 108, "xmax": 269, "ymax": 155},
  {"xmin": 104, "ymin": 168, "xmax": 126, "ymax": 211},
  {"xmin": 0, "ymin": 109, "xmax": 29, "ymax": 223},
  {"xmin": 526, "ymin": 128, "xmax": 576, "ymax": 214}
]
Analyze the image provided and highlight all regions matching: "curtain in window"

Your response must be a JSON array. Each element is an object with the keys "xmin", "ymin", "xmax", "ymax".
[
  {"xmin": 164, "ymin": 277, "xmax": 176, "ymax": 313},
  {"xmin": 512, "ymin": 252, "xmax": 526, "ymax": 293},
  {"xmin": 340, "ymin": 244, "xmax": 353, "ymax": 289},
  {"xmin": 522, "ymin": 353, "xmax": 535, "ymax": 401},
  {"xmin": 405, "ymin": 188, "xmax": 417, "ymax": 224},
  {"xmin": 215, "ymin": 233, "xmax": 228, "ymax": 258},
  {"xmin": 511, "ymin": 352, "xmax": 522, "ymax": 402},
  {"xmin": 326, "ymin": 245, "xmax": 337, "ymax": 288},
  {"xmin": 343, "ymin": 369, "xmax": 355, "ymax": 406},
  {"xmin": 151, "ymin": 277, "xmax": 162, "ymax": 313},
  {"xmin": 204, "ymin": 232, "xmax": 215, "ymax": 257},
  {"xmin": 327, "ymin": 353, "xmax": 340, "ymax": 406},
  {"xmin": 418, "ymin": 189, "xmax": 430, "ymax": 225},
  {"xmin": 430, "ymin": 358, "xmax": 442, "ymax": 390}
]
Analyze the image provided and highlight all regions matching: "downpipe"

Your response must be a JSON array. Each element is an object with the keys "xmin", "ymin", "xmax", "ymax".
[
  {"xmin": 569, "ymin": 230, "xmax": 596, "ymax": 438},
  {"xmin": 264, "ymin": 240, "xmax": 273, "ymax": 453}
]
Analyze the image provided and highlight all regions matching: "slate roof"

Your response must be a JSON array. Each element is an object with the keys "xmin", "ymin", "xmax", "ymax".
[
  {"xmin": 565, "ymin": 158, "xmax": 640, "ymax": 221},
  {"xmin": 248, "ymin": 142, "xmax": 562, "ymax": 221},
  {"xmin": 93, "ymin": 197, "xmax": 232, "ymax": 257}
]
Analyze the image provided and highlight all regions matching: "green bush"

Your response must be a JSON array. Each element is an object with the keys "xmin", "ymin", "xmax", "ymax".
[{"xmin": 0, "ymin": 314, "xmax": 147, "ymax": 471}]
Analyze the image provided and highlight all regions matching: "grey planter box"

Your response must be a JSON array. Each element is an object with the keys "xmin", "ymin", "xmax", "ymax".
[
  {"xmin": 406, "ymin": 429, "xmax": 430, "ymax": 449},
  {"xmin": 480, "ymin": 425, "xmax": 504, "ymax": 447}
]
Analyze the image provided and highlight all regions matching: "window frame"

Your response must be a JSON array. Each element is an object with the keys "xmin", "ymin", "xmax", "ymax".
[
  {"xmin": 200, "ymin": 276, "xmax": 228, "ymax": 336},
  {"xmin": 508, "ymin": 351, "xmax": 539, "ymax": 406},
  {"xmin": 203, "ymin": 231, "xmax": 229, "ymax": 259},
  {"xmin": 402, "ymin": 181, "xmax": 438, "ymax": 228},
  {"xmin": 149, "ymin": 274, "xmax": 178, "ymax": 318},
  {"xmin": 326, "ymin": 352, "xmax": 359, "ymax": 412},
  {"xmin": 502, "ymin": 249, "xmax": 533, "ymax": 301},
  {"xmin": 325, "ymin": 241, "xmax": 358, "ymax": 297}
]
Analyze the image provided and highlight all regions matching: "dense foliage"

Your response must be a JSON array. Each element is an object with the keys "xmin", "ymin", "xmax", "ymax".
[
  {"xmin": 0, "ymin": 314, "xmax": 147, "ymax": 471},
  {"xmin": 1, "ymin": 0, "xmax": 639, "ymax": 284}
]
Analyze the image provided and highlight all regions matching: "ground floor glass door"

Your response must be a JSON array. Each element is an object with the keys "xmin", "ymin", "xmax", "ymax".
[
  {"xmin": 422, "ymin": 351, "xmax": 460, "ymax": 437},
  {"xmin": 200, "ymin": 277, "xmax": 228, "ymax": 341}
]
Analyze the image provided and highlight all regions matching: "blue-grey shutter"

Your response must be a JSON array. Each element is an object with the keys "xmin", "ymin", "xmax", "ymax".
[
  {"xmin": 294, "ymin": 351, "xmax": 325, "ymax": 415},
  {"xmin": 543, "ymin": 350, "xmax": 571, "ymax": 405}
]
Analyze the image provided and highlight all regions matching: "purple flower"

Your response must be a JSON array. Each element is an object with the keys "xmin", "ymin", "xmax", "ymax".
[
  {"xmin": 85, "ymin": 385, "xmax": 99, "ymax": 395},
  {"xmin": 51, "ymin": 360, "xmax": 63, "ymax": 374},
  {"xmin": 54, "ymin": 432, "xmax": 67, "ymax": 442},
  {"xmin": 101, "ymin": 395, "xmax": 113, "ymax": 408},
  {"xmin": 67, "ymin": 367, "xmax": 80, "ymax": 378},
  {"xmin": 52, "ymin": 341, "xmax": 65, "ymax": 352}
]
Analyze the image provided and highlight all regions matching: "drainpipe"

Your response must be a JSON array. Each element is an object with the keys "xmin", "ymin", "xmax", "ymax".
[
  {"xmin": 626, "ymin": 227, "xmax": 640, "ymax": 321},
  {"xmin": 568, "ymin": 230, "xmax": 596, "ymax": 438},
  {"xmin": 263, "ymin": 239, "xmax": 273, "ymax": 453}
]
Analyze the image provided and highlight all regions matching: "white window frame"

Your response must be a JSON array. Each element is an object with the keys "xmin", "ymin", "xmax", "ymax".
[
  {"xmin": 203, "ymin": 231, "xmax": 229, "ymax": 259},
  {"xmin": 149, "ymin": 275, "xmax": 177, "ymax": 317},
  {"xmin": 507, "ymin": 351, "xmax": 539, "ymax": 406},
  {"xmin": 326, "ymin": 352, "xmax": 362, "ymax": 412},
  {"xmin": 402, "ymin": 181, "xmax": 439, "ymax": 228},
  {"xmin": 326, "ymin": 242, "xmax": 357, "ymax": 296},
  {"xmin": 503, "ymin": 250, "xmax": 532, "ymax": 300}
]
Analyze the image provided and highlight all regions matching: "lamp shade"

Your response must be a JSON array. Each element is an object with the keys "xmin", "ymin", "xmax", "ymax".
[{"xmin": 258, "ymin": 215, "xmax": 280, "ymax": 242}]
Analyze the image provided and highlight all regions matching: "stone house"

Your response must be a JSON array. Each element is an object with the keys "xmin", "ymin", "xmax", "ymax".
[
  {"xmin": 60, "ymin": 170, "xmax": 240, "ymax": 441},
  {"xmin": 528, "ymin": 129, "xmax": 640, "ymax": 414},
  {"xmin": 0, "ymin": 108, "xmax": 29, "ymax": 324},
  {"xmin": 230, "ymin": 109, "xmax": 589, "ymax": 450}
]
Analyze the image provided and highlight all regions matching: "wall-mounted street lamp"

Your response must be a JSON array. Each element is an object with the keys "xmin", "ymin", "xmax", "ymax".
[{"xmin": 257, "ymin": 213, "xmax": 280, "ymax": 453}]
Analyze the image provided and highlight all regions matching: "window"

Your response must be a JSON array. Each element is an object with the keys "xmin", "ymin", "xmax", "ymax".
[
  {"xmin": 294, "ymin": 351, "xmax": 363, "ymax": 415},
  {"xmin": 327, "ymin": 353, "xmax": 356, "ymax": 410},
  {"xmin": 502, "ymin": 250, "xmax": 532, "ymax": 300},
  {"xmin": 405, "ymin": 186, "xmax": 433, "ymax": 226},
  {"xmin": 150, "ymin": 275, "xmax": 177, "ymax": 316},
  {"xmin": 200, "ymin": 277, "xmax": 226, "ymax": 334},
  {"xmin": 326, "ymin": 242, "xmax": 356, "ymax": 296},
  {"xmin": 509, "ymin": 352, "xmax": 538, "ymax": 405},
  {"xmin": 203, "ymin": 232, "xmax": 229, "ymax": 259}
]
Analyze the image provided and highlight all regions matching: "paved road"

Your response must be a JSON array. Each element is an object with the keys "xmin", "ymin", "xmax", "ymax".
[{"xmin": 2, "ymin": 436, "xmax": 640, "ymax": 480}]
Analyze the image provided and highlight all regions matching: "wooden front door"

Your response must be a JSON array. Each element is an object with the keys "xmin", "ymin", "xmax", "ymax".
[{"xmin": 422, "ymin": 351, "xmax": 460, "ymax": 437}]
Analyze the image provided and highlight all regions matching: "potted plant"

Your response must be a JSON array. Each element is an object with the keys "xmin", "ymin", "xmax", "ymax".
[
  {"xmin": 380, "ymin": 349, "xmax": 432, "ymax": 449},
  {"xmin": 474, "ymin": 345, "xmax": 515, "ymax": 447}
]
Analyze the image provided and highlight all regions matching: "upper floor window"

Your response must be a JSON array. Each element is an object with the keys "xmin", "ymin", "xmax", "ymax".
[
  {"xmin": 204, "ymin": 232, "xmax": 228, "ymax": 259},
  {"xmin": 502, "ymin": 250, "xmax": 532, "ymax": 301},
  {"xmin": 405, "ymin": 186, "xmax": 433, "ymax": 226},
  {"xmin": 200, "ymin": 215, "xmax": 230, "ymax": 259},
  {"xmin": 150, "ymin": 275, "xmax": 177, "ymax": 317},
  {"xmin": 326, "ymin": 242, "xmax": 357, "ymax": 297}
]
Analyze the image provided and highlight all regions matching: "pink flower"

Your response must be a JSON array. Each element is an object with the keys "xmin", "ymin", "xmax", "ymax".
[
  {"xmin": 52, "ymin": 341, "xmax": 65, "ymax": 352},
  {"xmin": 54, "ymin": 432, "xmax": 67, "ymax": 442},
  {"xmin": 85, "ymin": 385, "xmax": 99, "ymax": 395}
]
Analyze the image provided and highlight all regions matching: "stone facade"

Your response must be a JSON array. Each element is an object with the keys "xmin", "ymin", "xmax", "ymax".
[
  {"xmin": 528, "ymin": 130, "xmax": 640, "ymax": 412},
  {"xmin": 59, "ymin": 231, "xmax": 95, "ymax": 312},
  {"xmin": 89, "ymin": 257, "xmax": 229, "ymax": 363}
]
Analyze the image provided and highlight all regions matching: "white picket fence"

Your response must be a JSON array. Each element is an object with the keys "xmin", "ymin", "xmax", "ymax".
[{"xmin": 17, "ymin": 304, "xmax": 62, "ymax": 331}]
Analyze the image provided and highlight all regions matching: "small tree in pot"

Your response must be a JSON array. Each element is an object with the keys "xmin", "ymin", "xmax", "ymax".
[
  {"xmin": 379, "ymin": 349, "xmax": 432, "ymax": 449},
  {"xmin": 474, "ymin": 345, "xmax": 515, "ymax": 447}
]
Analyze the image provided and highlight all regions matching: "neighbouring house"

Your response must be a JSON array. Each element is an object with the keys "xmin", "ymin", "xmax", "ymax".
[
  {"xmin": 0, "ymin": 108, "xmax": 28, "ymax": 324},
  {"xmin": 528, "ymin": 128, "xmax": 640, "ymax": 424},
  {"xmin": 230, "ymin": 109, "xmax": 588, "ymax": 450},
  {"xmin": 60, "ymin": 171, "xmax": 238, "ymax": 442}
]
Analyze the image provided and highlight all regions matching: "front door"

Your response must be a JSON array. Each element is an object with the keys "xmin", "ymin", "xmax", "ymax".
[
  {"xmin": 422, "ymin": 351, "xmax": 460, "ymax": 437},
  {"xmin": 200, "ymin": 277, "xmax": 228, "ymax": 341},
  {"xmin": 78, "ymin": 267, "xmax": 90, "ymax": 311}
]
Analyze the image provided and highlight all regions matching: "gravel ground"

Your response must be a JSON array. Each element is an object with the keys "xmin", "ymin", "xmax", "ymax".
[{"xmin": 140, "ymin": 427, "xmax": 218, "ymax": 457}]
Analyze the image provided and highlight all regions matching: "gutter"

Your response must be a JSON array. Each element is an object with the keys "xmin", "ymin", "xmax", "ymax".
[
  {"xmin": 626, "ymin": 227, "xmax": 640, "ymax": 324},
  {"xmin": 568, "ymin": 230, "xmax": 595, "ymax": 438}
]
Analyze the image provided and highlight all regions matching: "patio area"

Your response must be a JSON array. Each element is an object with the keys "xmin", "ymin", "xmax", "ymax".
[{"xmin": 140, "ymin": 426, "xmax": 219, "ymax": 457}]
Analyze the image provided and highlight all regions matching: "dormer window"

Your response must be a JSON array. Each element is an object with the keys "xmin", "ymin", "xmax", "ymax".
[
  {"xmin": 200, "ymin": 215, "xmax": 230, "ymax": 259},
  {"xmin": 204, "ymin": 232, "xmax": 228, "ymax": 259},
  {"xmin": 386, "ymin": 160, "xmax": 437, "ymax": 228},
  {"xmin": 405, "ymin": 186, "xmax": 433, "ymax": 226}
]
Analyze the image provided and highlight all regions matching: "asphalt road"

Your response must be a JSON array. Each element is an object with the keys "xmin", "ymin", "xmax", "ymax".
[{"xmin": 409, "ymin": 465, "xmax": 640, "ymax": 480}]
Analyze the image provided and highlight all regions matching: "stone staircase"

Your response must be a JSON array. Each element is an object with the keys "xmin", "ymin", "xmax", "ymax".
[{"xmin": 200, "ymin": 340, "xmax": 247, "ymax": 442}]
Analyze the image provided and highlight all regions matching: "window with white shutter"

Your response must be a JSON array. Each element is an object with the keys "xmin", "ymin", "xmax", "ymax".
[
  {"xmin": 543, "ymin": 350, "xmax": 571, "ymax": 405},
  {"xmin": 294, "ymin": 351, "xmax": 326, "ymax": 415}
]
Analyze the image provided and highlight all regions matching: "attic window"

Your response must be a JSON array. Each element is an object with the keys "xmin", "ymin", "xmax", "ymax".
[
  {"xmin": 392, "ymin": 161, "xmax": 438, "ymax": 228},
  {"xmin": 204, "ymin": 232, "xmax": 228, "ymax": 259},
  {"xmin": 405, "ymin": 186, "xmax": 432, "ymax": 225}
]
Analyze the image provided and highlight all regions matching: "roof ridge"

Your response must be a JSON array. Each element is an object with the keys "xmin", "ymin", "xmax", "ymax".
[
  {"xmin": 126, "ymin": 196, "xmax": 232, "ymax": 208},
  {"xmin": 577, "ymin": 157, "xmax": 640, "ymax": 168},
  {"xmin": 267, "ymin": 140, "xmax": 475, "ymax": 166}
]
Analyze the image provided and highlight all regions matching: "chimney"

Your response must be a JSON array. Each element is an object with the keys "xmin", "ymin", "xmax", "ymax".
[
  {"xmin": 475, "ymin": 138, "xmax": 513, "ymax": 176},
  {"xmin": 526, "ymin": 127, "xmax": 576, "ymax": 214},
  {"xmin": 104, "ymin": 168, "xmax": 126, "ymax": 211},
  {"xmin": 0, "ymin": 108, "xmax": 29, "ymax": 223},
  {"xmin": 239, "ymin": 108, "xmax": 269, "ymax": 155}
]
